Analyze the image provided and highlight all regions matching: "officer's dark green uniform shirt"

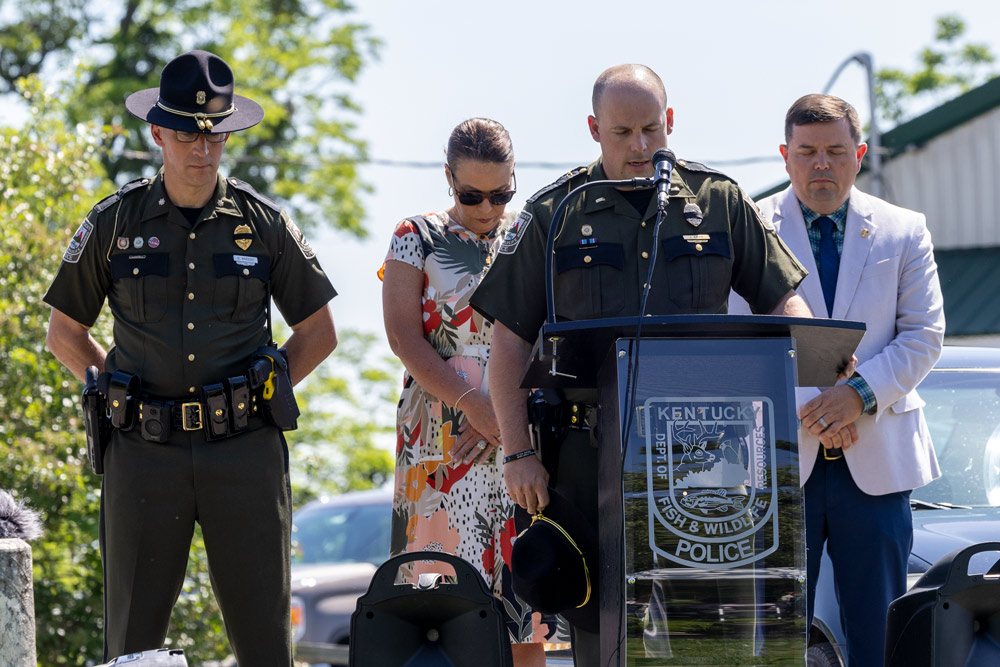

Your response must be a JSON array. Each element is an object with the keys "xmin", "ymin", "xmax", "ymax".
[
  {"xmin": 471, "ymin": 159, "xmax": 806, "ymax": 341},
  {"xmin": 44, "ymin": 171, "xmax": 337, "ymax": 396}
]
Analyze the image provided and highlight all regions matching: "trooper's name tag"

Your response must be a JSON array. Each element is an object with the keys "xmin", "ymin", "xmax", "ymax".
[{"xmin": 233, "ymin": 254, "xmax": 259, "ymax": 266}]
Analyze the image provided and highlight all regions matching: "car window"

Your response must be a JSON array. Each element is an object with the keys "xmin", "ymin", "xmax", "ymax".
[
  {"xmin": 292, "ymin": 502, "xmax": 391, "ymax": 566},
  {"xmin": 914, "ymin": 369, "xmax": 1000, "ymax": 508}
]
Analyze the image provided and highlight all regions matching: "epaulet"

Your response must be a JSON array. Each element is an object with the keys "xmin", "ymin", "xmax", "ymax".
[
  {"xmin": 226, "ymin": 176, "xmax": 282, "ymax": 212},
  {"xmin": 525, "ymin": 165, "xmax": 589, "ymax": 204},
  {"xmin": 93, "ymin": 177, "xmax": 148, "ymax": 214},
  {"xmin": 675, "ymin": 158, "xmax": 732, "ymax": 181}
]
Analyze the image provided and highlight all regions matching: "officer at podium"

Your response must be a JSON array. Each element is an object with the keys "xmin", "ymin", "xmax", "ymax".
[{"xmin": 470, "ymin": 63, "xmax": 811, "ymax": 666}]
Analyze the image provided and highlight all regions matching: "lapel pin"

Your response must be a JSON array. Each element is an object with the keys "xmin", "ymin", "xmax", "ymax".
[{"xmin": 861, "ymin": 229, "xmax": 870, "ymax": 238}]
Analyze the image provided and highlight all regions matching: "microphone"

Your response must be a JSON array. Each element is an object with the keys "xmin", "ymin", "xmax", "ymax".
[{"xmin": 651, "ymin": 148, "xmax": 676, "ymax": 212}]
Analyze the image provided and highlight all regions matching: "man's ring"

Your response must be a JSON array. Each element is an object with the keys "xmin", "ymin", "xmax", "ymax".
[
  {"xmin": 476, "ymin": 439, "xmax": 487, "ymax": 450},
  {"xmin": 818, "ymin": 417, "xmax": 829, "ymax": 429}
]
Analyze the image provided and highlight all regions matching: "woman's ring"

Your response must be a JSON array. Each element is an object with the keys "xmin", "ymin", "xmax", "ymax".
[
  {"xmin": 818, "ymin": 417, "xmax": 829, "ymax": 429},
  {"xmin": 476, "ymin": 439, "xmax": 487, "ymax": 450}
]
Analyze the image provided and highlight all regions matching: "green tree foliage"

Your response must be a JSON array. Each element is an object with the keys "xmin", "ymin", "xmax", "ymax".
[
  {"xmin": 876, "ymin": 14, "xmax": 997, "ymax": 124},
  {"xmin": 1, "ymin": 0, "xmax": 379, "ymax": 236},
  {"xmin": 0, "ymin": 75, "xmax": 115, "ymax": 665},
  {"xmin": 288, "ymin": 329, "xmax": 397, "ymax": 508}
]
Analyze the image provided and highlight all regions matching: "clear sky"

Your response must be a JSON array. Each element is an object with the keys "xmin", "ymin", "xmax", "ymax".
[{"xmin": 317, "ymin": 0, "xmax": 999, "ymax": 355}]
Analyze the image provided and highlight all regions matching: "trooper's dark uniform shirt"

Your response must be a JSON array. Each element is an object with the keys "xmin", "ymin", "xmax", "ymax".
[
  {"xmin": 45, "ymin": 171, "xmax": 336, "ymax": 395},
  {"xmin": 472, "ymin": 159, "xmax": 806, "ymax": 339},
  {"xmin": 43, "ymin": 171, "xmax": 336, "ymax": 665}
]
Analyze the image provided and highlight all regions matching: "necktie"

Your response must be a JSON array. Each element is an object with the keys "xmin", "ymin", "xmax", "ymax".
[{"xmin": 816, "ymin": 216, "xmax": 839, "ymax": 317}]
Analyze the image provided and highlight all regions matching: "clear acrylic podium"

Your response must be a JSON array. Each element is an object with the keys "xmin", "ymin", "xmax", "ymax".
[{"xmin": 521, "ymin": 315, "xmax": 864, "ymax": 666}]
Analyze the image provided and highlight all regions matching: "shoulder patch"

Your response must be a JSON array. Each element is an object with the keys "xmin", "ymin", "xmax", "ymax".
[
  {"xmin": 63, "ymin": 217, "xmax": 94, "ymax": 263},
  {"xmin": 525, "ymin": 166, "xmax": 589, "ymax": 205},
  {"xmin": 93, "ymin": 177, "xmax": 149, "ymax": 214},
  {"xmin": 498, "ymin": 210, "xmax": 533, "ymax": 255},
  {"xmin": 228, "ymin": 177, "xmax": 282, "ymax": 212},
  {"xmin": 742, "ymin": 190, "xmax": 775, "ymax": 231},
  {"xmin": 285, "ymin": 215, "xmax": 316, "ymax": 259}
]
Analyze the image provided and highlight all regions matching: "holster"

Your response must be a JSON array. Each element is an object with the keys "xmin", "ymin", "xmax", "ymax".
[
  {"xmin": 251, "ymin": 345, "xmax": 299, "ymax": 431},
  {"xmin": 82, "ymin": 366, "xmax": 113, "ymax": 475},
  {"xmin": 527, "ymin": 388, "xmax": 568, "ymax": 486}
]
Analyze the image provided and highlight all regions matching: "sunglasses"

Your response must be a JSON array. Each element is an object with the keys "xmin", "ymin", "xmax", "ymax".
[
  {"xmin": 451, "ymin": 170, "xmax": 517, "ymax": 206},
  {"xmin": 174, "ymin": 130, "xmax": 230, "ymax": 144}
]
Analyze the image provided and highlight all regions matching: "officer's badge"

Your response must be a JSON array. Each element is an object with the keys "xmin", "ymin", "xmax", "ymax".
[
  {"xmin": 64, "ymin": 219, "xmax": 95, "ymax": 263},
  {"xmin": 196, "ymin": 91, "xmax": 207, "ymax": 105},
  {"xmin": 133, "ymin": 237, "xmax": 144, "ymax": 249},
  {"xmin": 581, "ymin": 224, "xmax": 593, "ymax": 237},
  {"xmin": 499, "ymin": 210, "xmax": 532, "ymax": 255},
  {"xmin": 117, "ymin": 237, "xmax": 130, "ymax": 250},
  {"xmin": 234, "ymin": 224, "xmax": 253, "ymax": 251},
  {"xmin": 683, "ymin": 203, "xmax": 703, "ymax": 228}
]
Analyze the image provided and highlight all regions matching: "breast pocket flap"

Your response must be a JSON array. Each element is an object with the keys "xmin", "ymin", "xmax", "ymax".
[
  {"xmin": 662, "ymin": 233, "xmax": 731, "ymax": 260},
  {"xmin": 110, "ymin": 253, "xmax": 169, "ymax": 280},
  {"xmin": 554, "ymin": 243, "xmax": 623, "ymax": 274}
]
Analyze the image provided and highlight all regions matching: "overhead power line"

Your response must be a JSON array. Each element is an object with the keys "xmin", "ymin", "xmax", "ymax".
[{"xmin": 121, "ymin": 150, "xmax": 782, "ymax": 170}]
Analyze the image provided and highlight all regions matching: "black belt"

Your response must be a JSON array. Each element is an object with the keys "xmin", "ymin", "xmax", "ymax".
[{"xmin": 136, "ymin": 377, "xmax": 258, "ymax": 443}]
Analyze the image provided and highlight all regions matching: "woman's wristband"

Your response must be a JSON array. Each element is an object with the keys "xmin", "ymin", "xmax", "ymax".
[
  {"xmin": 503, "ymin": 450, "xmax": 537, "ymax": 465},
  {"xmin": 453, "ymin": 387, "xmax": 476, "ymax": 411}
]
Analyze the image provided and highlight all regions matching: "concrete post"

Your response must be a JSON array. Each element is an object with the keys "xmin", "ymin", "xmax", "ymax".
[{"xmin": 0, "ymin": 538, "xmax": 36, "ymax": 666}]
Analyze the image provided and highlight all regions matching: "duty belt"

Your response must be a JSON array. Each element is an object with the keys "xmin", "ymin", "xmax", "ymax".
[{"xmin": 128, "ymin": 376, "xmax": 260, "ymax": 443}]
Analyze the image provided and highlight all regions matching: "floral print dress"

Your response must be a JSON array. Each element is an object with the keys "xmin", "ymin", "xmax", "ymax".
[{"xmin": 380, "ymin": 211, "xmax": 558, "ymax": 644}]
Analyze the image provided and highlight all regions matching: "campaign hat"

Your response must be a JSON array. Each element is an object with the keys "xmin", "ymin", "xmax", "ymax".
[
  {"xmin": 125, "ymin": 50, "xmax": 263, "ymax": 134},
  {"xmin": 511, "ymin": 488, "xmax": 600, "ymax": 633}
]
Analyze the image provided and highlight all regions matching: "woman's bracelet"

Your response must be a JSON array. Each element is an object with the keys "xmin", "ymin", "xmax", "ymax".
[
  {"xmin": 453, "ymin": 387, "xmax": 476, "ymax": 411},
  {"xmin": 503, "ymin": 450, "xmax": 537, "ymax": 465}
]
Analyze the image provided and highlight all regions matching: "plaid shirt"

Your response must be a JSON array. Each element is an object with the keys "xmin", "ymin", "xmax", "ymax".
[{"xmin": 799, "ymin": 200, "xmax": 877, "ymax": 414}]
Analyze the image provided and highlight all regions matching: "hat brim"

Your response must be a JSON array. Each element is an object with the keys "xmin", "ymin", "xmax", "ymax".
[{"xmin": 125, "ymin": 87, "xmax": 264, "ymax": 133}]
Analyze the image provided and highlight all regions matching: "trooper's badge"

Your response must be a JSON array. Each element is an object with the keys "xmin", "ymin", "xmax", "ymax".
[
  {"xmin": 64, "ymin": 219, "xmax": 95, "ymax": 263},
  {"xmin": 234, "ymin": 224, "xmax": 253, "ymax": 251},
  {"xmin": 683, "ymin": 202, "xmax": 703, "ymax": 227},
  {"xmin": 117, "ymin": 237, "xmax": 130, "ymax": 250}
]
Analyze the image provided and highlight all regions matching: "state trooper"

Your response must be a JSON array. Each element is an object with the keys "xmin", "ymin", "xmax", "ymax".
[
  {"xmin": 470, "ymin": 63, "xmax": 812, "ymax": 667},
  {"xmin": 44, "ymin": 50, "xmax": 338, "ymax": 664}
]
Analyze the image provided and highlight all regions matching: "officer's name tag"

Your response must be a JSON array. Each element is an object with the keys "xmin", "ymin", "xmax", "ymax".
[
  {"xmin": 498, "ymin": 210, "xmax": 532, "ymax": 255},
  {"xmin": 233, "ymin": 255, "xmax": 259, "ymax": 266}
]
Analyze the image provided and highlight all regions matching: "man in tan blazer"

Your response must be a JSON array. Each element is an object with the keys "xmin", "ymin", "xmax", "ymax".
[{"xmin": 730, "ymin": 94, "xmax": 944, "ymax": 667}]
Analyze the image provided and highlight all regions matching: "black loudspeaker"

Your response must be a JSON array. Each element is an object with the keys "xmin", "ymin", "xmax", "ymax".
[
  {"xmin": 350, "ymin": 551, "xmax": 514, "ymax": 667},
  {"xmin": 885, "ymin": 541, "xmax": 1000, "ymax": 667},
  {"xmin": 101, "ymin": 649, "xmax": 187, "ymax": 666}
]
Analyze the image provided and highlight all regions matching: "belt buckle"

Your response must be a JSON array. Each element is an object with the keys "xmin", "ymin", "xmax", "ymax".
[
  {"xmin": 181, "ymin": 402, "xmax": 203, "ymax": 431},
  {"xmin": 823, "ymin": 447, "xmax": 843, "ymax": 461}
]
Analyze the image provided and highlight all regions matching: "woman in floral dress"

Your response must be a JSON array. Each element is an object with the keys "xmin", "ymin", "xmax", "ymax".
[{"xmin": 380, "ymin": 118, "xmax": 552, "ymax": 666}]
